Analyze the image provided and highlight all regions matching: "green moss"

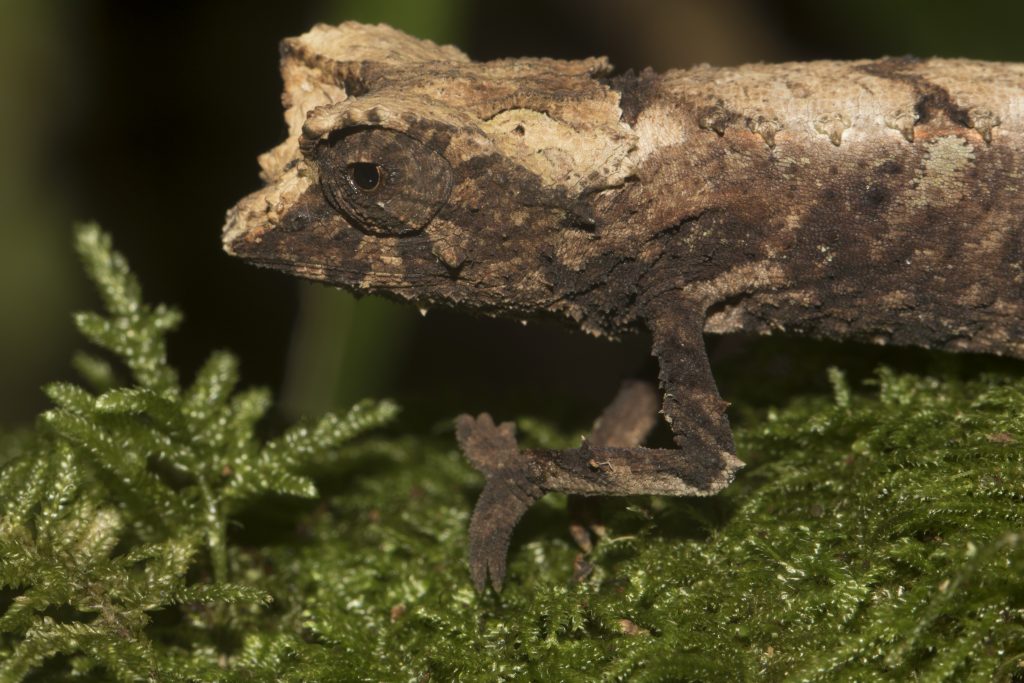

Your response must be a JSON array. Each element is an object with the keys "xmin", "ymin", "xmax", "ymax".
[{"xmin": 2, "ymin": 226, "xmax": 1023, "ymax": 681}]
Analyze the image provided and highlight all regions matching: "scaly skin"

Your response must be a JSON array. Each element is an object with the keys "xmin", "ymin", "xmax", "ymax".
[{"xmin": 223, "ymin": 22, "xmax": 1024, "ymax": 591}]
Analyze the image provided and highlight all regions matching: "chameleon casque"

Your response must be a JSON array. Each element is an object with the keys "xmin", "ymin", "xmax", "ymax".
[{"xmin": 223, "ymin": 22, "xmax": 1024, "ymax": 591}]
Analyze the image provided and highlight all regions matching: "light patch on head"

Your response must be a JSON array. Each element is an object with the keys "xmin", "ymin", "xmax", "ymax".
[{"xmin": 481, "ymin": 108, "xmax": 635, "ymax": 191}]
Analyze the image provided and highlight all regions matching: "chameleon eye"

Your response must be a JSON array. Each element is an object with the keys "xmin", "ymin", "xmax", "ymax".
[
  {"xmin": 349, "ymin": 162, "xmax": 382, "ymax": 192},
  {"xmin": 315, "ymin": 127, "xmax": 452, "ymax": 236}
]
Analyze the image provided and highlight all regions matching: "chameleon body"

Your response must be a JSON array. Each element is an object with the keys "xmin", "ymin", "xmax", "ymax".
[{"xmin": 223, "ymin": 22, "xmax": 1024, "ymax": 591}]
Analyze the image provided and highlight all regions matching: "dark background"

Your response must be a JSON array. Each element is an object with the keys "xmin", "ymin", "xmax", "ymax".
[{"xmin": 4, "ymin": 0, "xmax": 1024, "ymax": 430}]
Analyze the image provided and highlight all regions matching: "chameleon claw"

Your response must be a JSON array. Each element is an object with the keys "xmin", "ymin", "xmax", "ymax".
[
  {"xmin": 467, "ymin": 478, "xmax": 541, "ymax": 592},
  {"xmin": 456, "ymin": 413, "xmax": 544, "ymax": 592}
]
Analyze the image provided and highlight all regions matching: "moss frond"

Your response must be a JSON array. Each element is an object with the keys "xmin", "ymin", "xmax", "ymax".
[{"xmin": 0, "ymin": 225, "xmax": 397, "ymax": 682}]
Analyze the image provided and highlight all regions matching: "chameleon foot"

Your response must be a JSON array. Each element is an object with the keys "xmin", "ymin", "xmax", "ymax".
[{"xmin": 455, "ymin": 413, "xmax": 543, "ymax": 592}]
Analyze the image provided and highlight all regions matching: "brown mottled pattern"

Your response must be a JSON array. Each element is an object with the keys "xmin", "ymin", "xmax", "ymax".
[{"xmin": 222, "ymin": 22, "xmax": 1024, "ymax": 590}]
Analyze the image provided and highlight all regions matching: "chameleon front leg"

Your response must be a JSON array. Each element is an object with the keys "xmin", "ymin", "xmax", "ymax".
[
  {"xmin": 456, "ymin": 319, "xmax": 743, "ymax": 591},
  {"xmin": 645, "ymin": 308, "xmax": 745, "ymax": 484}
]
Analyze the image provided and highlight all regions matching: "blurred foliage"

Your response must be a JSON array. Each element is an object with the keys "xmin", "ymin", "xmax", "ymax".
[
  {"xmin": 785, "ymin": 0, "xmax": 1024, "ymax": 61},
  {"xmin": 3, "ymin": 227, "xmax": 1024, "ymax": 681},
  {"xmin": 0, "ymin": 0, "xmax": 79, "ymax": 422}
]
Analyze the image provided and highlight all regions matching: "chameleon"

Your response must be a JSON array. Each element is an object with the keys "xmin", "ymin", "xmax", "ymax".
[{"xmin": 223, "ymin": 21, "xmax": 1024, "ymax": 592}]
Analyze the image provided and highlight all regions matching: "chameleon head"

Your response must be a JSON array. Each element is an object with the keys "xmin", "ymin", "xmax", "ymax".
[{"xmin": 223, "ymin": 22, "xmax": 639, "ymax": 324}]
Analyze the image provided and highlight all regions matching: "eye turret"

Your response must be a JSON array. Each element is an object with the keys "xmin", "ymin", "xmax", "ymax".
[{"xmin": 313, "ymin": 127, "xmax": 453, "ymax": 236}]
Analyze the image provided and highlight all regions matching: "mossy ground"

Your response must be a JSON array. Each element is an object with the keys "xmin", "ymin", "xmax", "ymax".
[{"xmin": 1, "ymin": 227, "xmax": 1023, "ymax": 681}]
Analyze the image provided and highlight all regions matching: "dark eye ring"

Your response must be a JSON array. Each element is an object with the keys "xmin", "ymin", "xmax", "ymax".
[{"xmin": 349, "ymin": 162, "xmax": 383, "ymax": 192}]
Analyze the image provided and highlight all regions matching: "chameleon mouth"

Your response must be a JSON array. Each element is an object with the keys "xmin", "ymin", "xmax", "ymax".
[
  {"xmin": 223, "ymin": 239, "xmax": 433, "ymax": 292},
  {"xmin": 225, "ymin": 251, "xmax": 354, "ymax": 289},
  {"xmin": 236, "ymin": 256, "xmax": 340, "ymax": 285}
]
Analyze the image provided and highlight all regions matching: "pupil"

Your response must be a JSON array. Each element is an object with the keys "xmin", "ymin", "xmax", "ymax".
[{"xmin": 351, "ymin": 162, "xmax": 381, "ymax": 191}]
